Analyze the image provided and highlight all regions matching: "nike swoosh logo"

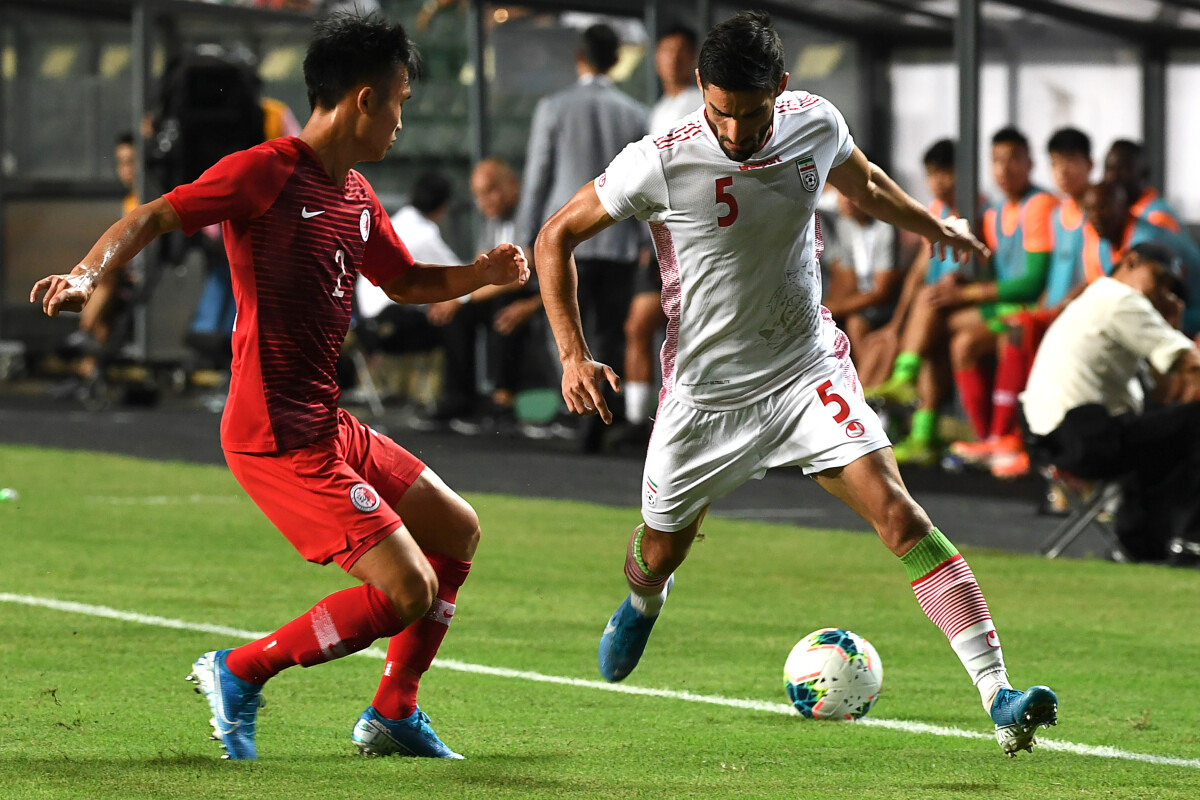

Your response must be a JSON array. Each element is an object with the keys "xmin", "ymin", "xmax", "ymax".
[{"xmin": 301, "ymin": 207, "xmax": 325, "ymax": 218}]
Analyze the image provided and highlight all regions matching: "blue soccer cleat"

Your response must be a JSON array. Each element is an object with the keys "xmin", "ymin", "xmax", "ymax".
[
  {"xmin": 598, "ymin": 576, "xmax": 674, "ymax": 682},
  {"xmin": 187, "ymin": 649, "xmax": 264, "ymax": 760},
  {"xmin": 352, "ymin": 706, "xmax": 463, "ymax": 759},
  {"xmin": 990, "ymin": 685, "xmax": 1058, "ymax": 756}
]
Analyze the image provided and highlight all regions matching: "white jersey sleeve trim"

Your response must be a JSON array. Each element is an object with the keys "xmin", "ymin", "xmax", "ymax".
[{"xmin": 594, "ymin": 136, "xmax": 669, "ymax": 223}]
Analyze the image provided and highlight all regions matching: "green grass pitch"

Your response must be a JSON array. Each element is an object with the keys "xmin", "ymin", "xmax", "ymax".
[{"xmin": 1, "ymin": 444, "xmax": 1198, "ymax": 798}]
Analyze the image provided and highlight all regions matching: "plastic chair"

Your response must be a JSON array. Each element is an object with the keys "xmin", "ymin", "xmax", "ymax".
[{"xmin": 1038, "ymin": 466, "xmax": 1129, "ymax": 562}]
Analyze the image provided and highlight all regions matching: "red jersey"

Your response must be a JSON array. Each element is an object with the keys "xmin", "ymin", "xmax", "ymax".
[{"xmin": 164, "ymin": 137, "xmax": 413, "ymax": 453}]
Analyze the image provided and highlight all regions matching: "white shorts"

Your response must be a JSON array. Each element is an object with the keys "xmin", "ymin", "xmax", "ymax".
[{"xmin": 641, "ymin": 351, "xmax": 890, "ymax": 532}]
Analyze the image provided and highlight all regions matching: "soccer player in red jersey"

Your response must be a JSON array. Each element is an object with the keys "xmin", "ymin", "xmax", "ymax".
[{"xmin": 29, "ymin": 12, "xmax": 528, "ymax": 761}]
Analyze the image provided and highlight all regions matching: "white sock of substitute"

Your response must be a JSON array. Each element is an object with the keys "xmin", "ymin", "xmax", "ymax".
[
  {"xmin": 902, "ymin": 529, "xmax": 1011, "ymax": 712},
  {"xmin": 625, "ymin": 382, "xmax": 651, "ymax": 423}
]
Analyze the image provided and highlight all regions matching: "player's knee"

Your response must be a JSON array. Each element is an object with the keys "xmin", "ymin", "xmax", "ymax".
[
  {"xmin": 876, "ymin": 495, "xmax": 932, "ymax": 554},
  {"xmin": 384, "ymin": 560, "xmax": 439, "ymax": 623},
  {"xmin": 949, "ymin": 332, "xmax": 974, "ymax": 368}
]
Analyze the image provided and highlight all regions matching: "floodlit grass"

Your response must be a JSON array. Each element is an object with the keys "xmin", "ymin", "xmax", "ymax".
[{"xmin": 1, "ymin": 444, "xmax": 1198, "ymax": 799}]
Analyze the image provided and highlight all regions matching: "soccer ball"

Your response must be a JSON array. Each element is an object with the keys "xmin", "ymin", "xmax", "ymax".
[{"xmin": 784, "ymin": 628, "xmax": 883, "ymax": 720}]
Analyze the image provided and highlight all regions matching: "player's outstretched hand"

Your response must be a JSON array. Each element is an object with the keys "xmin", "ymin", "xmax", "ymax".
[
  {"xmin": 561, "ymin": 358, "xmax": 621, "ymax": 424},
  {"xmin": 478, "ymin": 243, "xmax": 530, "ymax": 288},
  {"xmin": 933, "ymin": 216, "xmax": 990, "ymax": 264},
  {"xmin": 30, "ymin": 269, "xmax": 95, "ymax": 317}
]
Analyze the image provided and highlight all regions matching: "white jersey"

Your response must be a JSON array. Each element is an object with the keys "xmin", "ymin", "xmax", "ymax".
[{"xmin": 594, "ymin": 90, "xmax": 855, "ymax": 409}]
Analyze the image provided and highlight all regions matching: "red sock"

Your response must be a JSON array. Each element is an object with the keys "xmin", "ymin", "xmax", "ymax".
[
  {"xmin": 954, "ymin": 367, "xmax": 993, "ymax": 441},
  {"xmin": 372, "ymin": 551, "xmax": 471, "ymax": 720},
  {"xmin": 225, "ymin": 584, "xmax": 404, "ymax": 685},
  {"xmin": 989, "ymin": 341, "xmax": 1028, "ymax": 440}
]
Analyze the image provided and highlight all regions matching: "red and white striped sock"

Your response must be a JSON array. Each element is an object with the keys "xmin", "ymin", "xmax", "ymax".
[
  {"xmin": 903, "ymin": 529, "xmax": 1009, "ymax": 710},
  {"xmin": 625, "ymin": 524, "xmax": 672, "ymax": 617}
]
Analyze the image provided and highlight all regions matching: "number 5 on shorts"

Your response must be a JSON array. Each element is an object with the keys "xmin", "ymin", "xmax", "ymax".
[{"xmin": 817, "ymin": 379, "xmax": 850, "ymax": 423}]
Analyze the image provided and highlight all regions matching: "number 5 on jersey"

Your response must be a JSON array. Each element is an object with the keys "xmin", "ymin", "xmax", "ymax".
[
  {"xmin": 715, "ymin": 177, "xmax": 738, "ymax": 227},
  {"xmin": 817, "ymin": 379, "xmax": 850, "ymax": 423}
]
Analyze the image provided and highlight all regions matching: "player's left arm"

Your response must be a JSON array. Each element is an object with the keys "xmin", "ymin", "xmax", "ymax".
[
  {"xmin": 381, "ymin": 246, "xmax": 530, "ymax": 306},
  {"xmin": 828, "ymin": 147, "xmax": 989, "ymax": 265}
]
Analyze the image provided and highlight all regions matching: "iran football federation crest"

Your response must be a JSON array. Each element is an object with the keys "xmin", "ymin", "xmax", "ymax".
[
  {"xmin": 797, "ymin": 155, "xmax": 819, "ymax": 192},
  {"xmin": 349, "ymin": 482, "xmax": 381, "ymax": 512}
]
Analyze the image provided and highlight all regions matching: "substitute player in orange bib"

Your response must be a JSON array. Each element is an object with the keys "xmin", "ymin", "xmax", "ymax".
[
  {"xmin": 534, "ymin": 11, "xmax": 1057, "ymax": 756},
  {"xmin": 30, "ymin": 12, "xmax": 528, "ymax": 761}
]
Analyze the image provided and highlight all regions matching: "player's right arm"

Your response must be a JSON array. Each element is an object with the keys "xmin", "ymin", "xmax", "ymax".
[
  {"xmin": 534, "ymin": 182, "xmax": 623, "ymax": 422},
  {"xmin": 32, "ymin": 144, "xmax": 290, "ymax": 317},
  {"xmin": 30, "ymin": 198, "xmax": 181, "ymax": 317},
  {"xmin": 536, "ymin": 136, "xmax": 666, "ymax": 423}
]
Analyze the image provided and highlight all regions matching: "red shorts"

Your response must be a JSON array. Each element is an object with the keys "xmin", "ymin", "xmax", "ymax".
[{"xmin": 225, "ymin": 408, "xmax": 426, "ymax": 570}]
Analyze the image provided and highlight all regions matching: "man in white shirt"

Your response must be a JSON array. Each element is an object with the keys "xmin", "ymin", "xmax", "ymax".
[
  {"xmin": 1023, "ymin": 242, "xmax": 1200, "ymax": 561},
  {"xmin": 353, "ymin": 172, "xmax": 454, "ymax": 362},
  {"xmin": 535, "ymin": 11, "xmax": 1057, "ymax": 757},
  {"xmin": 649, "ymin": 25, "xmax": 704, "ymax": 137},
  {"xmin": 620, "ymin": 24, "xmax": 706, "ymax": 444},
  {"xmin": 422, "ymin": 159, "xmax": 546, "ymax": 431},
  {"xmin": 822, "ymin": 189, "xmax": 902, "ymax": 366}
]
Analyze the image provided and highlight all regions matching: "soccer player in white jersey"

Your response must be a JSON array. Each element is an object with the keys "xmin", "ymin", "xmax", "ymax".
[{"xmin": 534, "ymin": 11, "xmax": 1057, "ymax": 757}]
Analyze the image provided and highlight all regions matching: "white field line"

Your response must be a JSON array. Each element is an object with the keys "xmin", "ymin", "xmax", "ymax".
[
  {"xmin": 4, "ymin": 592, "xmax": 1198, "ymax": 770},
  {"xmin": 84, "ymin": 495, "xmax": 246, "ymax": 505}
]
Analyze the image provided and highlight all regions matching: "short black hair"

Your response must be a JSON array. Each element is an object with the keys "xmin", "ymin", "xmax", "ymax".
[
  {"xmin": 410, "ymin": 171, "xmax": 452, "ymax": 215},
  {"xmin": 1047, "ymin": 127, "xmax": 1091, "ymax": 159},
  {"xmin": 580, "ymin": 24, "xmax": 620, "ymax": 75},
  {"xmin": 923, "ymin": 139, "xmax": 955, "ymax": 171},
  {"xmin": 658, "ymin": 23, "xmax": 698, "ymax": 49},
  {"xmin": 304, "ymin": 11, "xmax": 422, "ymax": 111},
  {"xmin": 698, "ymin": 11, "xmax": 785, "ymax": 92},
  {"xmin": 1109, "ymin": 138, "xmax": 1149, "ymax": 177},
  {"xmin": 992, "ymin": 126, "xmax": 1029, "ymax": 152},
  {"xmin": 115, "ymin": 131, "xmax": 134, "ymax": 148}
]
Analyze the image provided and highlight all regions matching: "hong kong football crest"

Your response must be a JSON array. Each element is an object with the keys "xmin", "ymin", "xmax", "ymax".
[
  {"xmin": 359, "ymin": 209, "xmax": 371, "ymax": 242},
  {"xmin": 349, "ymin": 482, "xmax": 381, "ymax": 512},
  {"xmin": 797, "ymin": 155, "xmax": 819, "ymax": 192}
]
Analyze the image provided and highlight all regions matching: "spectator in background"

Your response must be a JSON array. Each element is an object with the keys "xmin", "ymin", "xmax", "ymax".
[
  {"xmin": 1104, "ymin": 139, "xmax": 1184, "ymax": 230},
  {"xmin": 619, "ymin": 24, "xmax": 702, "ymax": 446},
  {"xmin": 420, "ymin": 158, "xmax": 545, "ymax": 433},
  {"xmin": 353, "ymin": 171, "xmax": 451, "ymax": 369},
  {"xmin": 516, "ymin": 23, "xmax": 648, "ymax": 452},
  {"xmin": 64, "ymin": 133, "xmax": 141, "ymax": 383},
  {"xmin": 1102, "ymin": 141, "xmax": 1200, "ymax": 332},
  {"xmin": 822, "ymin": 190, "xmax": 901, "ymax": 371},
  {"xmin": 951, "ymin": 127, "xmax": 1094, "ymax": 478},
  {"xmin": 1023, "ymin": 242, "xmax": 1200, "ymax": 562},
  {"xmin": 1081, "ymin": 179, "xmax": 1200, "ymax": 332},
  {"xmin": 648, "ymin": 24, "xmax": 703, "ymax": 136},
  {"xmin": 871, "ymin": 128, "xmax": 1057, "ymax": 464},
  {"xmin": 863, "ymin": 139, "xmax": 963, "ymax": 452}
]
